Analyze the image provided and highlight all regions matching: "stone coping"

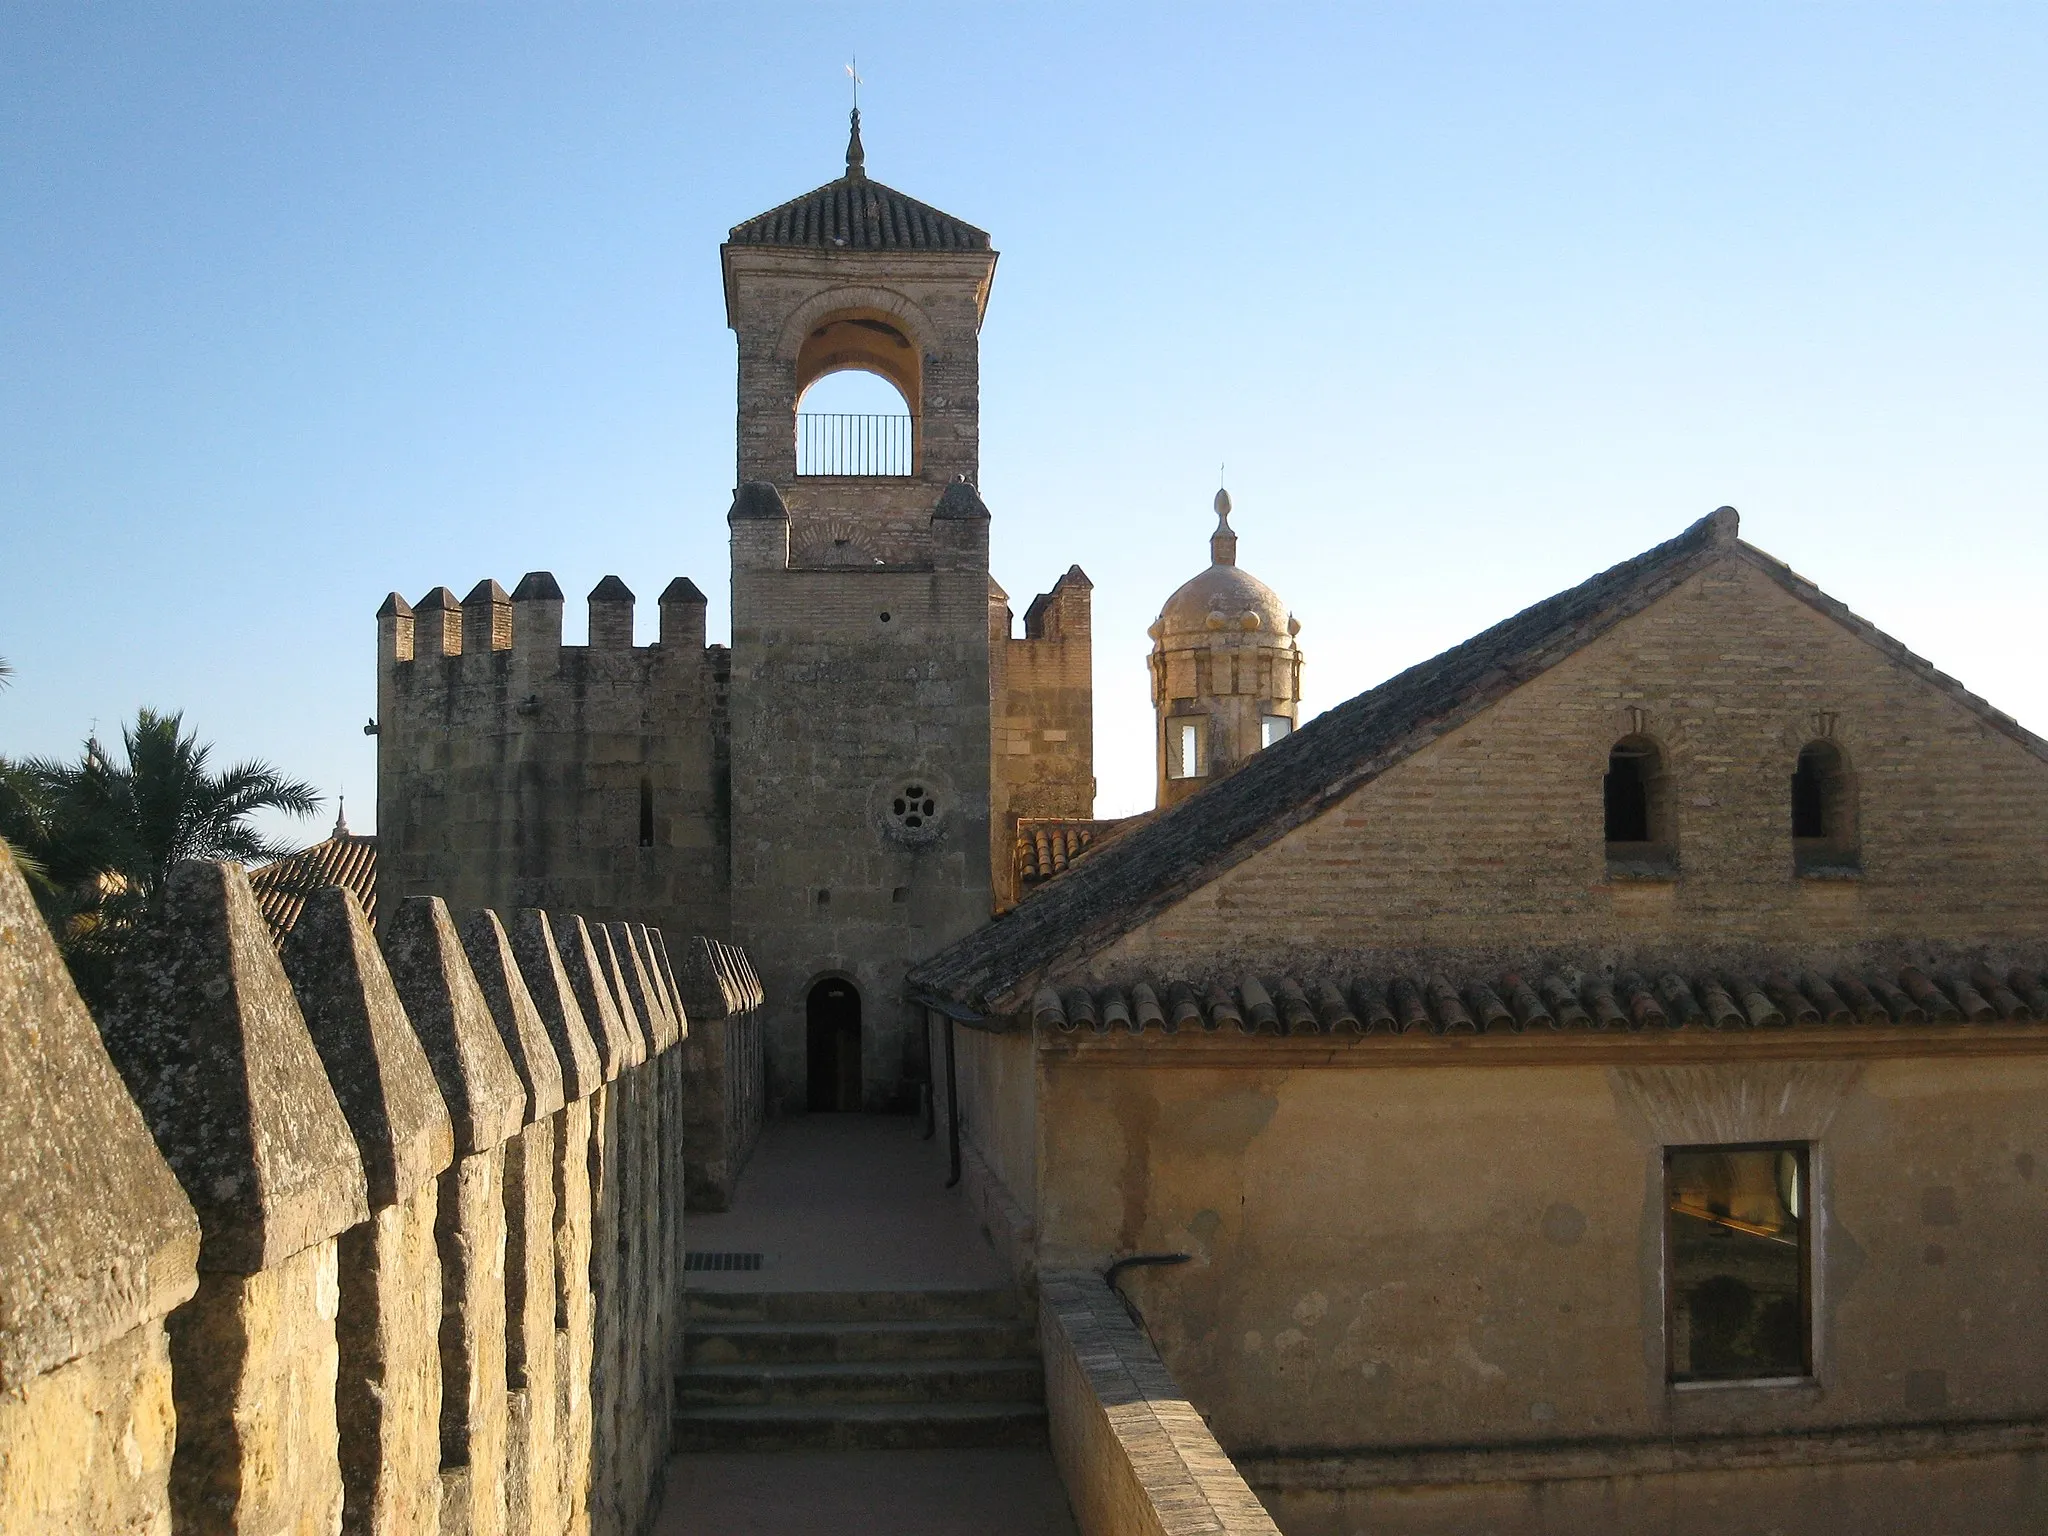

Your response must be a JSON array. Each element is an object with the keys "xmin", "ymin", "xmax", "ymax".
[{"xmin": 1040, "ymin": 1268, "xmax": 1279, "ymax": 1536}]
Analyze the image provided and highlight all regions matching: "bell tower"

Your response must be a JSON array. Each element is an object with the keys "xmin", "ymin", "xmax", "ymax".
[
  {"xmin": 722, "ymin": 114, "xmax": 1000, "ymax": 1114},
  {"xmin": 722, "ymin": 108, "xmax": 997, "ymax": 567}
]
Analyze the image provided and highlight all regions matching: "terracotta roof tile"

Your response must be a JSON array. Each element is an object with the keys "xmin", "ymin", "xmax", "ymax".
[
  {"xmin": 728, "ymin": 176, "xmax": 989, "ymax": 253},
  {"xmin": 1029, "ymin": 964, "xmax": 2048, "ymax": 1037},
  {"xmin": 1013, "ymin": 817, "xmax": 1139, "ymax": 890},
  {"xmin": 249, "ymin": 835, "xmax": 377, "ymax": 947},
  {"xmin": 912, "ymin": 508, "xmax": 2048, "ymax": 1016}
]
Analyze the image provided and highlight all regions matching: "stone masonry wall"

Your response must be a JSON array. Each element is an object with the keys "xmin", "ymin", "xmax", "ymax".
[
  {"xmin": 730, "ymin": 490, "xmax": 995, "ymax": 1113},
  {"xmin": 673, "ymin": 936, "xmax": 767, "ymax": 1211},
  {"xmin": 0, "ymin": 850, "xmax": 199, "ymax": 1536},
  {"xmin": 992, "ymin": 567, "xmax": 1096, "ymax": 909},
  {"xmin": 376, "ymin": 575, "xmax": 731, "ymax": 953},
  {"xmin": 724, "ymin": 245, "xmax": 997, "ymax": 562},
  {"xmin": 0, "ymin": 845, "xmax": 741, "ymax": 1536},
  {"xmin": 724, "ymin": 230, "xmax": 1005, "ymax": 1115}
]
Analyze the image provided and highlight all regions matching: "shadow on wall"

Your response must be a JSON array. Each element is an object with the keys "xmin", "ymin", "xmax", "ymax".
[{"xmin": 0, "ymin": 847, "xmax": 763, "ymax": 1536}]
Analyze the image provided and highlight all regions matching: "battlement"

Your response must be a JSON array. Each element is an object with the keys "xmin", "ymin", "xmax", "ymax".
[
  {"xmin": 374, "ymin": 571, "xmax": 732, "ymax": 955},
  {"xmin": 377, "ymin": 571, "xmax": 712, "ymax": 664},
  {"xmin": 990, "ymin": 565, "xmax": 1097, "ymax": 909},
  {"xmin": 0, "ymin": 848, "xmax": 761, "ymax": 1536},
  {"xmin": 1021, "ymin": 564, "xmax": 1093, "ymax": 642}
]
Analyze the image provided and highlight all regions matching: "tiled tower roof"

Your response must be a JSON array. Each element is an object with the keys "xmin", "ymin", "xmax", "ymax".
[
  {"xmin": 249, "ymin": 804, "xmax": 377, "ymax": 946},
  {"xmin": 726, "ymin": 110, "xmax": 990, "ymax": 253}
]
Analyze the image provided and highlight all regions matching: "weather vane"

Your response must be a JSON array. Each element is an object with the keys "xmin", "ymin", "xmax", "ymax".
[{"xmin": 846, "ymin": 57, "xmax": 861, "ymax": 112}]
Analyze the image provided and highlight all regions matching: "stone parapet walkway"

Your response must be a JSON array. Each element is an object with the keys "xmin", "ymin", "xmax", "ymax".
[
  {"xmin": 672, "ymin": 1113, "xmax": 1077, "ymax": 1533},
  {"xmin": 683, "ymin": 1111, "xmax": 1008, "ymax": 1291},
  {"xmin": 658, "ymin": 1448, "xmax": 1078, "ymax": 1535}
]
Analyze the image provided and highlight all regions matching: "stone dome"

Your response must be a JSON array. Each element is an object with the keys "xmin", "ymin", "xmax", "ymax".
[{"xmin": 1153, "ymin": 489, "xmax": 1296, "ymax": 642}]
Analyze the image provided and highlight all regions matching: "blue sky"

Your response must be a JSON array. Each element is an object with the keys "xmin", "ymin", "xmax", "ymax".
[{"xmin": 4, "ymin": 4, "xmax": 2044, "ymax": 835}]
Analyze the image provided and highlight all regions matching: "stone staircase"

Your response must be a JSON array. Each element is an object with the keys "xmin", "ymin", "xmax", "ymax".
[{"xmin": 674, "ymin": 1286, "xmax": 1047, "ymax": 1451}]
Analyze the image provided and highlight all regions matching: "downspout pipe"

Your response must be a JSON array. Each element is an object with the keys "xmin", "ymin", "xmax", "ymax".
[
  {"xmin": 911, "ymin": 991, "xmax": 983, "ymax": 1189},
  {"xmin": 943, "ymin": 1012, "xmax": 961, "ymax": 1187}
]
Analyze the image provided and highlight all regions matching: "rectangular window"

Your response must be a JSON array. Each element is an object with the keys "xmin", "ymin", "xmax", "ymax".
[
  {"xmin": 1171, "ymin": 719, "xmax": 1204, "ymax": 779},
  {"xmin": 1666, "ymin": 1145, "xmax": 1810, "ymax": 1383},
  {"xmin": 1260, "ymin": 714, "xmax": 1292, "ymax": 749}
]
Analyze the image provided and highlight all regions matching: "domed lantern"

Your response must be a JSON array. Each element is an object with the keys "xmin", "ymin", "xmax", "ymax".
[{"xmin": 1148, "ymin": 488, "xmax": 1304, "ymax": 808}]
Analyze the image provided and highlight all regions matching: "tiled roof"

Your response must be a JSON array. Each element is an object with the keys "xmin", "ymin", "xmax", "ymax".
[
  {"xmin": 1029, "ymin": 963, "xmax": 2048, "ymax": 1036},
  {"xmin": 250, "ymin": 834, "xmax": 377, "ymax": 947},
  {"xmin": 727, "ymin": 175, "xmax": 990, "ymax": 252},
  {"xmin": 727, "ymin": 110, "xmax": 989, "ymax": 253},
  {"xmin": 911, "ymin": 508, "xmax": 2048, "ymax": 1016},
  {"xmin": 1014, "ymin": 818, "xmax": 1139, "ymax": 890}
]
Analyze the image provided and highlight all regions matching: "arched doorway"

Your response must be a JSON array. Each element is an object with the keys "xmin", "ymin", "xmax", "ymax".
[{"xmin": 806, "ymin": 977, "xmax": 862, "ymax": 1112}]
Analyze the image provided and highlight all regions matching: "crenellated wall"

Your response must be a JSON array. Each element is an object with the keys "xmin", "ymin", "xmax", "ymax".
[
  {"xmin": 672, "ymin": 935, "xmax": 767, "ymax": 1211},
  {"xmin": 375, "ymin": 572, "xmax": 731, "ymax": 954},
  {"xmin": 991, "ymin": 566, "xmax": 1097, "ymax": 909},
  {"xmin": 0, "ymin": 844, "xmax": 762, "ymax": 1536}
]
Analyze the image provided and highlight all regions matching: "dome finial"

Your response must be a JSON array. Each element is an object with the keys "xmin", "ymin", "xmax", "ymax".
[
  {"xmin": 1210, "ymin": 483, "xmax": 1236, "ymax": 566},
  {"xmin": 332, "ymin": 795, "xmax": 349, "ymax": 839},
  {"xmin": 846, "ymin": 107, "xmax": 866, "ymax": 180}
]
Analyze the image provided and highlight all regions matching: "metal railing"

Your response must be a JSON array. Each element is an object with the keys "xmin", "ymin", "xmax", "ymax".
[{"xmin": 796, "ymin": 412, "xmax": 916, "ymax": 476}]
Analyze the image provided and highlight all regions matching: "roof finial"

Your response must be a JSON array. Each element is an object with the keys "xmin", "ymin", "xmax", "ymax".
[
  {"xmin": 844, "ymin": 60, "xmax": 866, "ymax": 179},
  {"xmin": 1210, "ymin": 482, "xmax": 1237, "ymax": 567},
  {"xmin": 846, "ymin": 107, "xmax": 866, "ymax": 179},
  {"xmin": 332, "ymin": 795, "xmax": 349, "ymax": 839}
]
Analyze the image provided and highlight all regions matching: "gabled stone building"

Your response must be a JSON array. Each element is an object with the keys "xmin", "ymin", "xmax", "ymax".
[
  {"xmin": 374, "ymin": 113, "xmax": 1096, "ymax": 1115},
  {"xmin": 910, "ymin": 507, "xmax": 2048, "ymax": 1534}
]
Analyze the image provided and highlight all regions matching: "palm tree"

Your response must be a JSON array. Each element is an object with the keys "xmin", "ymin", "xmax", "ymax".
[
  {"xmin": 0, "ymin": 759, "xmax": 53, "ymax": 890},
  {"xmin": 4, "ymin": 709, "xmax": 319, "ymax": 1002}
]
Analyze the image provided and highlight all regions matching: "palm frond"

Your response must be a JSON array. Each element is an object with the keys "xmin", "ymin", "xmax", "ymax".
[{"xmin": 12, "ymin": 707, "xmax": 322, "ymax": 1006}]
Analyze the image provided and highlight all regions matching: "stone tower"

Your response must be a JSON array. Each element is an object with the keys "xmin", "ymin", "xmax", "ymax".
[
  {"xmin": 723, "ymin": 112, "xmax": 1002, "ymax": 1113},
  {"xmin": 373, "ymin": 112, "xmax": 1090, "ymax": 1117},
  {"xmin": 1148, "ymin": 489, "xmax": 1303, "ymax": 808}
]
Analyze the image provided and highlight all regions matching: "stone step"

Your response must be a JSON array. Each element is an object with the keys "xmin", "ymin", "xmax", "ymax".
[
  {"xmin": 677, "ymin": 1358, "xmax": 1044, "ymax": 1408},
  {"xmin": 684, "ymin": 1286, "xmax": 1023, "ymax": 1325},
  {"xmin": 685, "ymin": 1317, "xmax": 1038, "ymax": 1367},
  {"xmin": 672, "ymin": 1401, "xmax": 1049, "ymax": 1453}
]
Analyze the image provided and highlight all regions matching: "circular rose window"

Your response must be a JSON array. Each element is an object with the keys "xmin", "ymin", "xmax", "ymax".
[
  {"xmin": 890, "ymin": 783, "xmax": 938, "ymax": 832},
  {"xmin": 874, "ymin": 771, "xmax": 950, "ymax": 846}
]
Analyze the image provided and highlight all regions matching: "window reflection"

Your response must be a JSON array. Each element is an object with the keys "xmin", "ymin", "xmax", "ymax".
[{"xmin": 1666, "ymin": 1145, "xmax": 1809, "ymax": 1382}]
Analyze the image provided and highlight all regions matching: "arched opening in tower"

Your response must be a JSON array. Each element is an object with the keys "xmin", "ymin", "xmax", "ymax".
[
  {"xmin": 805, "ymin": 976, "xmax": 863, "ymax": 1112},
  {"xmin": 795, "ymin": 310, "xmax": 919, "ymax": 475}
]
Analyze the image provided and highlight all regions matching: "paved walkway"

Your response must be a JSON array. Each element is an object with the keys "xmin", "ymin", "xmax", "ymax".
[
  {"xmin": 683, "ymin": 1112, "xmax": 1009, "ymax": 1292},
  {"xmin": 670, "ymin": 1114, "xmax": 1077, "ymax": 1535},
  {"xmin": 657, "ymin": 1448, "xmax": 1078, "ymax": 1535}
]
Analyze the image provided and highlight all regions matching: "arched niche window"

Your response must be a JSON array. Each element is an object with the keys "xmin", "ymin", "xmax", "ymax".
[
  {"xmin": 1791, "ymin": 739, "xmax": 1858, "ymax": 874},
  {"xmin": 795, "ymin": 310, "xmax": 919, "ymax": 476},
  {"xmin": 1604, "ymin": 735, "xmax": 1675, "ymax": 874}
]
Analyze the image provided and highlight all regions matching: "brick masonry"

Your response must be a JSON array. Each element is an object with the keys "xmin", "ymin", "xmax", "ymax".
[{"xmin": 1095, "ymin": 551, "xmax": 2048, "ymax": 979}]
